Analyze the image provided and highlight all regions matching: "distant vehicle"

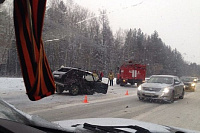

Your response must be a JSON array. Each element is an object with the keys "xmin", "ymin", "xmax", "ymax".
[
  {"xmin": 193, "ymin": 77, "xmax": 198, "ymax": 83},
  {"xmin": 137, "ymin": 75, "xmax": 184, "ymax": 103},
  {"xmin": 116, "ymin": 61, "xmax": 146, "ymax": 87},
  {"xmin": 53, "ymin": 67, "xmax": 108, "ymax": 95},
  {"xmin": 180, "ymin": 76, "xmax": 197, "ymax": 91}
]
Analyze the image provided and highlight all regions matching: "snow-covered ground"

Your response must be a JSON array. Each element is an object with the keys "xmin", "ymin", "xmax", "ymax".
[
  {"xmin": 0, "ymin": 77, "xmax": 137, "ymax": 100},
  {"xmin": 0, "ymin": 77, "xmax": 26, "ymax": 93},
  {"xmin": 0, "ymin": 77, "xmax": 137, "ymax": 114},
  {"xmin": 0, "ymin": 77, "xmax": 116, "ymax": 93}
]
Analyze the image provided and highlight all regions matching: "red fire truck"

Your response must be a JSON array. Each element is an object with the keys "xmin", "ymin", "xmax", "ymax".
[{"xmin": 116, "ymin": 61, "xmax": 146, "ymax": 87}]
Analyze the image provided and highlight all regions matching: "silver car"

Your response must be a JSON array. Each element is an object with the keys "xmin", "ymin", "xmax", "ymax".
[{"xmin": 137, "ymin": 75, "xmax": 184, "ymax": 103}]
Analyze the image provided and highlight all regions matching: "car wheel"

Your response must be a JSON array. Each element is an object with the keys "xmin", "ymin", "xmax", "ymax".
[
  {"xmin": 179, "ymin": 89, "xmax": 184, "ymax": 99},
  {"xmin": 138, "ymin": 97, "xmax": 144, "ymax": 101},
  {"xmin": 120, "ymin": 83, "xmax": 125, "ymax": 86},
  {"xmin": 86, "ymin": 86, "xmax": 94, "ymax": 95},
  {"xmin": 56, "ymin": 85, "xmax": 64, "ymax": 94},
  {"xmin": 169, "ymin": 91, "xmax": 174, "ymax": 103},
  {"xmin": 69, "ymin": 85, "xmax": 79, "ymax": 95}
]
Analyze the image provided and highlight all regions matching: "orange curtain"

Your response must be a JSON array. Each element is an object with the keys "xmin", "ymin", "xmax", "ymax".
[{"xmin": 14, "ymin": 0, "xmax": 56, "ymax": 101}]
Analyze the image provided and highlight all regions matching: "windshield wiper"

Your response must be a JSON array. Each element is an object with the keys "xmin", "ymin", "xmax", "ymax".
[{"xmin": 83, "ymin": 123, "xmax": 151, "ymax": 133}]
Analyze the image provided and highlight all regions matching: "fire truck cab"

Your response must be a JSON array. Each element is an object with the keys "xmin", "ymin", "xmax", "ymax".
[{"xmin": 116, "ymin": 61, "xmax": 146, "ymax": 87}]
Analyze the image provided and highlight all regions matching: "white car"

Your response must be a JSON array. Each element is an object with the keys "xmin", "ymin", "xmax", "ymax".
[{"xmin": 137, "ymin": 75, "xmax": 185, "ymax": 103}]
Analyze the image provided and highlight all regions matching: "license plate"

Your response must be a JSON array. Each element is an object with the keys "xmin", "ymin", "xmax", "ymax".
[{"xmin": 145, "ymin": 93, "xmax": 154, "ymax": 96}]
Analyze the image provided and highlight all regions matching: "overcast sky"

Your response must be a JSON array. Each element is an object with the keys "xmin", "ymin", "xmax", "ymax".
[{"xmin": 74, "ymin": 0, "xmax": 200, "ymax": 65}]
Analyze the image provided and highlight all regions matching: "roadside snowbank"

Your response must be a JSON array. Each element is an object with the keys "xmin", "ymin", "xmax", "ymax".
[
  {"xmin": 0, "ymin": 77, "xmax": 116, "ymax": 93},
  {"xmin": 0, "ymin": 77, "xmax": 25, "ymax": 92}
]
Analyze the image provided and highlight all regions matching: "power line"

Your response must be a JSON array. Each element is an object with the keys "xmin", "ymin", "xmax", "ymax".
[{"xmin": 76, "ymin": 0, "xmax": 145, "ymax": 24}]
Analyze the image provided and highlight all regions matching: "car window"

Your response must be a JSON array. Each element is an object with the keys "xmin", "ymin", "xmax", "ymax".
[
  {"xmin": 85, "ymin": 74, "xmax": 94, "ymax": 81},
  {"xmin": 148, "ymin": 77, "xmax": 173, "ymax": 84},
  {"xmin": 58, "ymin": 68, "xmax": 70, "ymax": 72}
]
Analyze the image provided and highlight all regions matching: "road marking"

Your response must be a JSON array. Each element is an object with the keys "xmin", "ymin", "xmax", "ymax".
[{"xmin": 28, "ymin": 94, "xmax": 137, "ymax": 114}]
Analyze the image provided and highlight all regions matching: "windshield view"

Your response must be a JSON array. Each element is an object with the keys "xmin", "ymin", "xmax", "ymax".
[{"xmin": 0, "ymin": 0, "xmax": 200, "ymax": 133}]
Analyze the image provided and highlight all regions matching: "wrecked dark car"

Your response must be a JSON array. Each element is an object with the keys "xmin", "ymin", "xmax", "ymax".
[{"xmin": 52, "ymin": 67, "xmax": 108, "ymax": 95}]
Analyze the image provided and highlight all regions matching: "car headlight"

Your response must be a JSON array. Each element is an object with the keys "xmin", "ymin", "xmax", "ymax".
[
  {"xmin": 191, "ymin": 83, "xmax": 195, "ymax": 86},
  {"xmin": 138, "ymin": 85, "xmax": 142, "ymax": 91},
  {"xmin": 163, "ymin": 88, "xmax": 169, "ymax": 93}
]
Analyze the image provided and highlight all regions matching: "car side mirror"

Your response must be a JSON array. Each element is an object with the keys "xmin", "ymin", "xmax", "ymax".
[{"xmin": 174, "ymin": 81, "xmax": 179, "ymax": 85}]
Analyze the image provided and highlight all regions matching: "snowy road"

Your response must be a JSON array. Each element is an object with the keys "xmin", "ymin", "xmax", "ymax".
[
  {"xmin": 0, "ymin": 78, "xmax": 200, "ymax": 131},
  {"xmin": 0, "ymin": 77, "xmax": 137, "ymax": 113}
]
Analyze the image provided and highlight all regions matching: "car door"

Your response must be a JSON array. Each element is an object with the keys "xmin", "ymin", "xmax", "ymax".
[
  {"xmin": 177, "ymin": 77, "xmax": 184, "ymax": 93},
  {"xmin": 92, "ymin": 74, "xmax": 108, "ymax": 94},
  {"xmin": 84, "ymin": 73, "xmax": 108, "ymax": 94},
  {"xmin": 174, "ymin": 77, "xmax": 182, "ymax": 96},
  {"xmin": 93, "ymin": 82, "xmax": 108, "ymax": 94}
]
